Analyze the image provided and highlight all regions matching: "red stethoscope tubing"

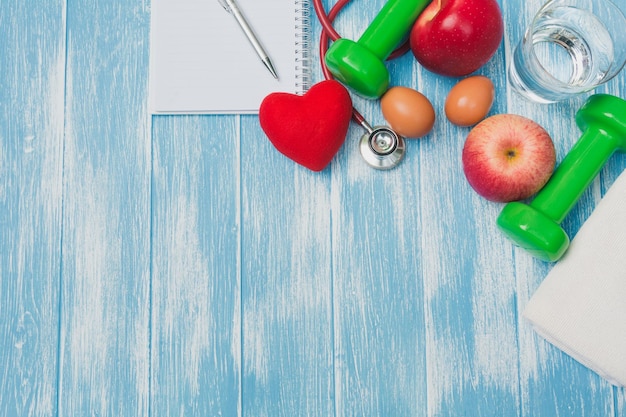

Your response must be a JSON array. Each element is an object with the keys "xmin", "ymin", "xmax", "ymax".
[{"xmin": 312, "ymin": 0, "xmax": 412, "ymax": 125}]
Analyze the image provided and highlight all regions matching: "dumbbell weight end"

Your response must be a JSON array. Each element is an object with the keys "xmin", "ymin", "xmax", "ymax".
[{"xmin": 325, "ymin": 39, "xmax": 390, "ymax": 99}]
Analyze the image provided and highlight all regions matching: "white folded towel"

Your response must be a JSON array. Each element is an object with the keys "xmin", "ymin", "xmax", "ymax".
[{"xmin": 523, "ymin": 169, "xmax": 626, "ymax": 387}]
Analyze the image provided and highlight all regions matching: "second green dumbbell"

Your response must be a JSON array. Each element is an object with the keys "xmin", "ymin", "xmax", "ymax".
[{"xmin": 497, "ymin": 94, "xmax": 626, "ymax": 262}]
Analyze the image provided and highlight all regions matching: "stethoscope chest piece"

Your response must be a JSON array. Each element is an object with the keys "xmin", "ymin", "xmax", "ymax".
[{"xmin": 359, "ymin": 124, "xmax": 406, "ymax": 170}]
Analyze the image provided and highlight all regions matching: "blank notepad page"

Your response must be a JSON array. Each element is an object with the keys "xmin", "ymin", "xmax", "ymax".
[{"xmin": 150, "ymin": 0, "xmax": 309, "ymax": 114}]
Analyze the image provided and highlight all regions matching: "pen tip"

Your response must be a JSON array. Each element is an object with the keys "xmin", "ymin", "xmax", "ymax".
[{"xmin": 263, "ymin": 58, "xmax": 278, "ymax": 79}]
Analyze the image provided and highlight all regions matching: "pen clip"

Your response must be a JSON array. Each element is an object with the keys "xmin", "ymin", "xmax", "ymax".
[{"xmin": 217, "ymin": 0, "xmax": 232, "ymax": 13}]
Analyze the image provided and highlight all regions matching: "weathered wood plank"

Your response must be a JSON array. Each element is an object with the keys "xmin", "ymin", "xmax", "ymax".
[
  {"xmin": 150, "ymin": 115, "xmax": 241, "ymax": 416},
  {"xmin": 0, "ymin": 2, "xmax": 66, "ymax": 416},
  {"xmin": 239, "ymin": 116, "xmax": 334, "ymax": 416},
  {"xmin": 326, "ymin": 57, "xmax": 428, "ymax": 416},
  {"xmin": 312, "ymin": 1, "xmax": 430, "ymax": 414},
  {"xmin": 58, "ymin": 1, "xmax": 151, "ymax": 415}
]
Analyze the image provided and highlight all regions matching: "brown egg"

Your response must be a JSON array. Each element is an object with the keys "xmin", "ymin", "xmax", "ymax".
[
  {"xmin": 381, "ymin": 86, "xmax": 435, "ymax": 138},
  {"xmin": 445, "ymin": 76, "xmax": 495, "ymax": 127}
]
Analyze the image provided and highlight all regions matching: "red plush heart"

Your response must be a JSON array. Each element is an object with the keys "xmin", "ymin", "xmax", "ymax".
[{"xmin": 259, "ymin": 80, "xmax": 353, "ymax": 171}]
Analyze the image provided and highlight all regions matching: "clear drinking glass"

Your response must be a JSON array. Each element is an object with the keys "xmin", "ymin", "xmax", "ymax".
[{"xmin": 508, "ymin": 0, "xmax": 626, "ymax": 103}]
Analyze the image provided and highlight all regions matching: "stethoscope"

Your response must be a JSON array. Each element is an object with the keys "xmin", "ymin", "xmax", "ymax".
[{"xmin": 313, "ymin": 0, "xmax": 409, "ymax": 169}]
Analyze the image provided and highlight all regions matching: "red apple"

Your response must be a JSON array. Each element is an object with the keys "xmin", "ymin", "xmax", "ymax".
[
  {"xmin": 462, "ymin": 114, "xmax": 556, "ymax": 203},
  {"xmin": 410, "ymin": 0, "xmax": 504, "ymax": 77}
]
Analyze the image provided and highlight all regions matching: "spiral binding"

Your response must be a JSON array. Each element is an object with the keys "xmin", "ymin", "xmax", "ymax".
[{"xmin": 295, "ymin": 0, "xmax": 312, "ymax": 94}]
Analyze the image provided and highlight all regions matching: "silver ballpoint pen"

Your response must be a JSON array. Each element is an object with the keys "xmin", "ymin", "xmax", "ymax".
[{"xmin": 218, "ymin": 0, "xmax": 278, "ymax": 79}]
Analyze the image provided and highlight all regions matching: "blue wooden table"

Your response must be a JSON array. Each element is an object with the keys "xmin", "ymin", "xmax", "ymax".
[{"xmin": 2, "ymin": 0, "xmax": 626, "ymax": 416}]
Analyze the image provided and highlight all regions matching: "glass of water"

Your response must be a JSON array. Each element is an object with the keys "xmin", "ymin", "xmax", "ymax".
[{"xmin": 508, "ymin": 0, "xmax": 626, "ymax": 103}]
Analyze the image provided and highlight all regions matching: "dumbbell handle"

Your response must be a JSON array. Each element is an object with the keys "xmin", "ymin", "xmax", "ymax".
[
  {"xmin": 359, "ymin": 0, "xmax": 427, "ymax": 60},
  {"xmin": 531, "ymin": 126, "xmax": 620, "ymax": 224}
]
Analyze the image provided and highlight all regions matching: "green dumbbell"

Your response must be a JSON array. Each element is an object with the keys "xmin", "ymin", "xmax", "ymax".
[
  {"xmin": 324, "ymin": 0, "xmax": 430, "ymax": 99},
  {"xmin": 497, "ymin": 94, "xmax": 626, "ymax": 262}
]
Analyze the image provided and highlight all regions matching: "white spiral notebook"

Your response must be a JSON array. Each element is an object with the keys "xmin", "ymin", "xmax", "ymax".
[{"xmin": 149, "ymin": 0, "xmax": 310, "ymax": 114}]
